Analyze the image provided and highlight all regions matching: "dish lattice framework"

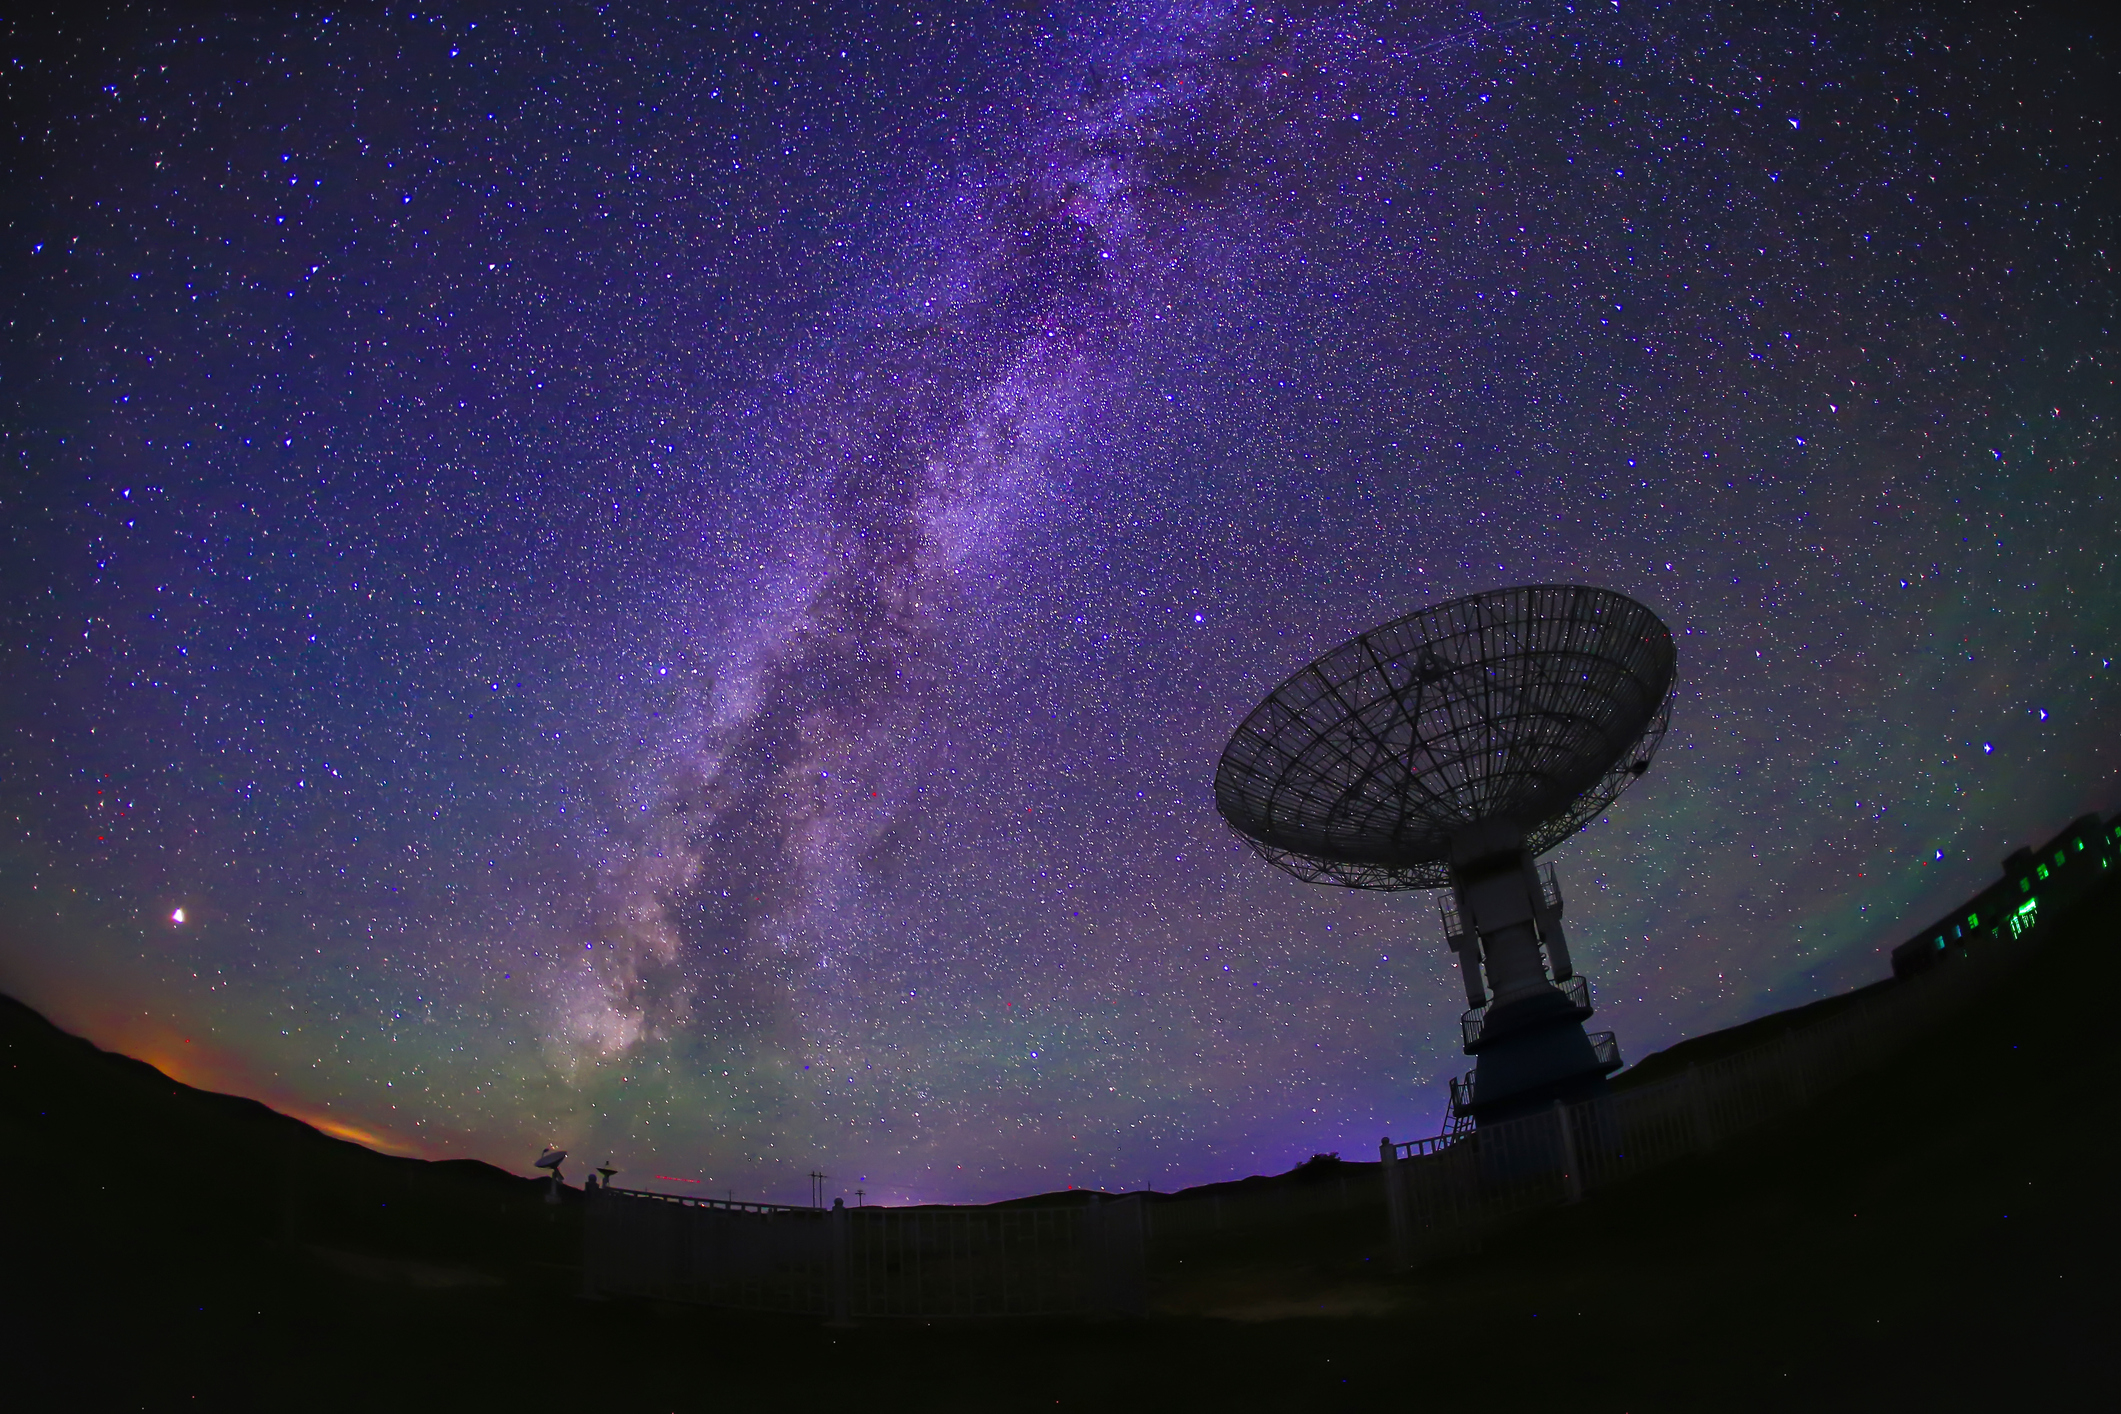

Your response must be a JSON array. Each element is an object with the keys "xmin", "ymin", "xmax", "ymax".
[{"xmin": 1214, "ymin": 584, "xmax": 1677, "ymax": 890}]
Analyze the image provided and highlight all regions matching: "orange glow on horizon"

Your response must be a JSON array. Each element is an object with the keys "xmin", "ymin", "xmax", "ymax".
[
  {"xmin": 122, "ymin": 1047, "xmax": 430, "ymax": 1155},
  {"xmin": 283, "ymin": 1111, "xmax": 424, "ymax": 1155},
  {"xmin": 48, "ymin": 1004, "xmax": 439, "ymax": 1161}
]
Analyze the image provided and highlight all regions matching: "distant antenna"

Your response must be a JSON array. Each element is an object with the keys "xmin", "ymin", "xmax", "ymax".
[
  {"xmin": 536, "ymin": 1146, "xmax": 568, "ymax": 1205},
  {"xmin": 1215, "ymin": 584, "xmax": 1676, "ymax": 1125},
  {"xmin": 808, "ymin": 1170, "xmax": 828, "ymax": 1210}
]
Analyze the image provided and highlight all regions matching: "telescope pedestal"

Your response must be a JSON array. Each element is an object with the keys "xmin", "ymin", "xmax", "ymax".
[
  {"xmin": 1465, "ymin": 1001, "xmax": 1611, "ymax": 1125},
  {"xmin": 1449, "ymin": 842, "xmax": 1622, "ymax": 1126}
]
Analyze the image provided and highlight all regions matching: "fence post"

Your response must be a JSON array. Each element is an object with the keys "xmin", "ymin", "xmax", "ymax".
[
  {"xmin": 579, "ymin": 1181, "xmax": 596, "ymax": 1298},
  {"xmin": 1380, "ymin": 1136, "xmax": 1407, "ymax": 1268},
  {"xmin": 827, "ymin": 1199, "xmax": 854, "ymax": 1326},
  {"xmin": 1554, "ymin": 1101, "xmax": 1583, "ymax": 1205}
]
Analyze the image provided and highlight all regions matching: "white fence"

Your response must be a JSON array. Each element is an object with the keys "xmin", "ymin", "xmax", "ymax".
[
  {"xmin": 587, "ymin": 929, "xmax": 2026, "ymax": 1312},
  {"xmin": 584, "ymin": 1191, "xmax": 1145, "ymax": 1319},
  {"xmin": 1381, "ymin": 919, "xmax": 2038, "ymax": 1266}
]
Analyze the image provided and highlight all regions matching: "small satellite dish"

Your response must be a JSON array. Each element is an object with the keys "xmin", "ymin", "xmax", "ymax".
[{"xmin": 534, "ymin": 1146, "xmax": 567, "ymax": 1171}]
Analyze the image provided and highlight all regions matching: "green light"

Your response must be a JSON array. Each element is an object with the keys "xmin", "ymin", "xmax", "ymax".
[
  {"xmin": 2016, "ymin": 898, "xmax": 2037, "ymax": 917},
  {"xmin": 1967, "ymin": 913, "xmax": 1980, "ymax": 929}
]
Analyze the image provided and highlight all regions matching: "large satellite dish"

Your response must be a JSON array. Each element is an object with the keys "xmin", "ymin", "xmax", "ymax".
[
  {"xmin": 1215, "ymin": 585, "xmax": 1677, "ymax": 1125},
  {"xmin": 1216, "ymin": 584, "xmax": 1674, "ymax": 889}
]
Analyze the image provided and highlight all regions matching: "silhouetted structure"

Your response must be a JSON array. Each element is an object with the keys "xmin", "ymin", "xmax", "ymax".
[
  {"xmin": 1893, "ymin": 812, "xmax": 2117, "ymax": 978},
  {"xmin": 1215, "ymin": 584, "xmax": 1676, "ymax": 1125}
]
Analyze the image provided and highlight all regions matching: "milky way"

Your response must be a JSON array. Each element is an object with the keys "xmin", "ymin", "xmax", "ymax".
[{"xmin": 3, "ymin": 2, "xmax": 2115, "ymax": 1202}]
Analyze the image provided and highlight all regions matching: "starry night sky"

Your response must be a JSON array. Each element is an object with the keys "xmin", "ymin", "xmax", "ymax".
[{"xmin": 3, "ymin": 1, "xmax": 2115, "ymax": 1204}]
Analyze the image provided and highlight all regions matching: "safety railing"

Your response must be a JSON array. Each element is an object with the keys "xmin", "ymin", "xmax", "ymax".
[
  {"xmin": 1461, "ymin": 975, "xmax": 1591, "ymax": 1049},
  {"xmin": 606, "ymin": 1189, "xmax": 807, "ymax": 1216},
  {"xmin": 1391, "ymin": 1132, "xmax": 1467, "ymax": 1161}
]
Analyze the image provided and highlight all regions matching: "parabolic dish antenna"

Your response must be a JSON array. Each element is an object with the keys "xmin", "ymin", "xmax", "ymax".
[
  {"xmin": 1215, "ymin": 584, "xmax": 1677, "ymax": 1124},
  {"xmin": 1215, "ymin": 584, "xmax": 1674, "ymax": 890}
]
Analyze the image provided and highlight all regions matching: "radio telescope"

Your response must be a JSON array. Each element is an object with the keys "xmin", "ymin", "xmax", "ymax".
[{"xmin": 1214, "ymin": 585, "xmax": 1676, "ymax": 1125}]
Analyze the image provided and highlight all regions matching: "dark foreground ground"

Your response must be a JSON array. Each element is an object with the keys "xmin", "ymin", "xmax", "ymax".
[{"xmin": 6, "ymin": 880, "xmax": 2120, "ymax": 1411}]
